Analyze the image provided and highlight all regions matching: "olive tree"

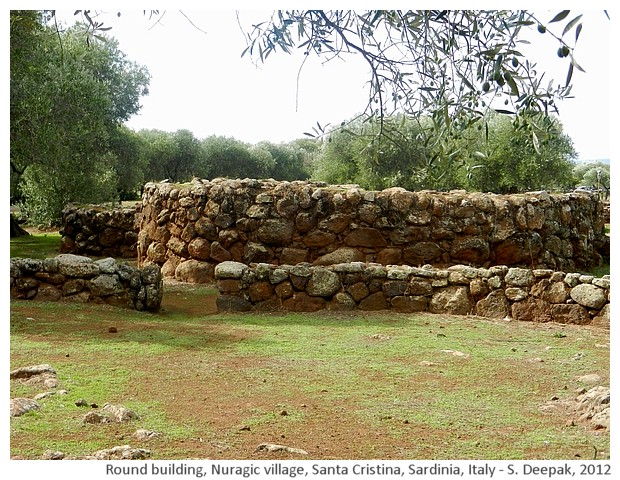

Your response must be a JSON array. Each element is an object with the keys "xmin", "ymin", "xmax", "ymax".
[
  {"xmin": 10, "ymin": 11, "xmax": 150, "ymax": 226},
  {"xmin": 241, "ymin": 10, "xmax": 602, "ymax": 169}
]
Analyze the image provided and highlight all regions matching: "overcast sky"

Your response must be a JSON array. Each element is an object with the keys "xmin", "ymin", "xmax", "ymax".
[{"xmin": 54, "ymin": 9, "xmax": 611, "ymax": 161}]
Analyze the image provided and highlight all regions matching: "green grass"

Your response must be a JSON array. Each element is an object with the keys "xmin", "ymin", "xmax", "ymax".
[
  {"xmin": 10, "ymin": 293, "xmax": 610, "ymax": 460},
  {"xmin": 10, "ymin": 232, "xmax": 62, "ymax": 259},
  {"xmin": 584, "ymin": 264, "xmax": 610, "ymax": 277}
]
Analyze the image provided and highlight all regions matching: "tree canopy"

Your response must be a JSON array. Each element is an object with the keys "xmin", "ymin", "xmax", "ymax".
[
  {"xmin": 572, "ymin": 161, "xmax": 610, "ymax": 198},
  {"xmin": 10, "ymin": 10, "xmax": 150, "ymax": 225},
  {"xmin": 311, "ymin": 112, "xmax": 576, "ymax": 193},
  {"xmin": 242, "ymin": 10, "xmax": 600, "ymax": 152}
]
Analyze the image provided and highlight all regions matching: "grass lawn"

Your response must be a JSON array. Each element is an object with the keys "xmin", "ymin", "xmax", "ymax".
[
  {"xmin": 10, "ymin": 285, "xmax": 610, "ymax": 460},
  {"xmin": 10, "ymin": 232, "xmax": 62, "ymax": 259}
]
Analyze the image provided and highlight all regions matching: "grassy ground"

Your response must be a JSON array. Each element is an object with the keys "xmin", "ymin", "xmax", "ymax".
[
  {"xmin": 10, "ymin": 232, "xmax": 62, "ymax": 259},
  {"xmin": 9, "ymin": 232, "xmax": 610, "ymax": 460},
  {"xmin": 10, "ymin": 284, "xmax": 610, "ymax": 460}
]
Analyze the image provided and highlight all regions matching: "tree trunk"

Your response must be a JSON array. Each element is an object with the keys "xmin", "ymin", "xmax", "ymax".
[{"xmin": 10, "ymin": 213, "xmax": 30, "ymax": 237}]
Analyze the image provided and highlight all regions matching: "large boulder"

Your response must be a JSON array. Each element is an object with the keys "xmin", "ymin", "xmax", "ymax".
[
  {"xmin": 175, "ymin": 260, "xmax": 214, "ymax": 283},
  {"xmin": 257, "ymin": 219, "xmax": 294, "ymax": 246},
  {"xmin": 215, "ymin": 261, "xmax": 248, "ymax": 280},
  {"xmin": 430, "ymin": 286, "xmax": 473, "ymax": 315},
  {"xmin": 505, "ymin": 267, "xmax": 535, "ymax": 287},
  {"xmin": 476, "ymin": 290, "xmax": 510, "ymax": 319},
  {"xmin": 90, "ymin": 274, "xmax": 124, "ymax": 296},
  {"xmin": 56, "ymin": 254, "xmax": 100, "ymax": 277},
  {"xmin": 307, "ymin": 268, "xmax": 341, "ymax": 297},
  {"xmin": 570, "ymin": 284, "xmax": 607, "ymax": 310}
]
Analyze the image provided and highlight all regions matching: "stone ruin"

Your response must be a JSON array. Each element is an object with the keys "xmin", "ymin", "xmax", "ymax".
[
  {"xmin": 60, "ymin": 203, "xmax": 141, "ymax": 258},
  {"xmin": 137, "ymin": 178, "xmax": 608, "ymax": 283},
  {"xmin": 10, "ymin": 254, "xmax": 163, "ymax": 312},
  {"xmin": 214, "ymin": 261, "xmax": 609, "ymax": 325},
  {"xmin": 48, "ymin": 178, "xmax": 610, "ymax": 319}
]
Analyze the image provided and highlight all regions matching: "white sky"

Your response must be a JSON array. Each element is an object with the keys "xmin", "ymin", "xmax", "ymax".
[{"xmin": 49, "ymin": 9, "xmax": 612, "ymax": 161}]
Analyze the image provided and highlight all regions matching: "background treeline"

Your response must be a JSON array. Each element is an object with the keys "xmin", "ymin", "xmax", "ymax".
[
  {"xmin": 10, "ymin": 11, "xmax": 608, "ymax": 227},
  {"xmin": 313, "ymin": 114, "xmax": 609, "ymax": 197}
]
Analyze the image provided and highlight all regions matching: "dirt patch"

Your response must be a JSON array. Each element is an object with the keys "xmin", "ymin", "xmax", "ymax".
[
  {"xmin": 10, "ymin": 287, "xmax": 610, "ymax": 460},
  {"xmin": 160, "ymin": 279, "xmax": 218, "ymax": 316}
]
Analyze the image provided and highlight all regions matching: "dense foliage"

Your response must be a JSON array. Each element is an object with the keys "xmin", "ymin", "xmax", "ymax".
[
  {"xmin": 311, "ymin": 113, "xmax": 577, "ymax": 193},
  {"xmin": 134, "ymin": 131, "xmax": 313, "ymax": 185},
  {"xmin": 10, "ymin": 11, "xmax": 150, "ymax": 225},
  {"xmin": 572, "ymin": 161, "xmax": 610, "ymax": 198}
]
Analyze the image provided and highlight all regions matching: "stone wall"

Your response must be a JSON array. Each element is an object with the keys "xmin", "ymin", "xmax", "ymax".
[
  {"xmin": 214, "ymin": 261, "xmax": 610, "ymax": 326},
  {"xmin": 10, "ymin": 254, "xmax": 163, "ymax": 312},
  {"xmin": 602, "ymin": 201, "xmax": 610, "ymax": 224},
  {"xmin": 138, "ymin": 179, "xmax": 608, "ymax": 283},
  {"xmin": 60, "ymin": 204, "xmax": 141, "ymax": 258}
]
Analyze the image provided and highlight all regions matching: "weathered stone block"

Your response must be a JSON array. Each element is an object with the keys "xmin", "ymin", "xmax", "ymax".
[
  {"xmin": 505, "ymin": 287, "xmax": 528, "ymax": 302},
  {"xmin": 175, "ymin": 260, "xmax": 213, "ymax": 284},
  {"xmin": 257, "ymin": 219, "xmax": 294, "ymax": 245},
  {"xmin": 34, "ymin": 284, "xmax": 62, "ymax": 302},
  {"xmin": 214, "ymin": 261, "xmax": 248, "ymax": 279},
  {"xmin": 476, "ymin": 291, "xmax": 510, "ymax": 319},
  {"xmin": 280, "ymin": 247, "xmax": 308, "ymax": 265},
  {"xmin": 570, "ymin": 284, "xmax": 607, "ymax": 309},
  {"xmin": 188, "ymin": 237, "xmax": 211, "ymax": 261},
  {"xmin": 314, "ymin": 248, "xmax": 364, "ymax": 266},
  {"xmin": 402, "ymin": 242, "xmax": 442, "ymax": 265},
  {"xmin": 347, "ymin": 282, "xmax": 370, "ymax": 302},
  {"xmin": 57, "ymin": 254, "xmax": 100, "ymax": 278},
  {"xmin": 282, "ymin": 292, "xmax": 325, "ymax": 312},
  {"xmin": 344, "ymin": 228, "xmax": 387, "ymax": 248},
  {"xmin": 430, "ymin": 286, "xmax": 473, "ymax": 315},
  {"xmin": 34, "ymin": 272, "xmax": 66, "ymax": 285},
  {"xmin": 550, "ymin": 304, "xmax": 590, "ymax": 324},
  {"xmin": 391, "ymin": 295, "xmax": 428, "ymax": 313},
  {"xmin": 243, "ymin": 242, "xmax": 271, "ymax": 264},
  {"xmin": 303, "ymin": 230, "xmax": 336, "ymax": 248},
  {"xmin": 376, "ymin": 248, "xmax": 402, "ymax": 266},
  {"xmin": 382, "ymin": 280, "xmax": 408, "ymax": 297},
  {"xmin": 511, "ymin": 297, "xmax": 552, "ymax": 322},
  {"xmin": 249, "ymin": 281, "xmax": 274, "ymax": 302},
  {"xmin": 450, "ymin": 236, "xmax": 490, "ymax": 264},
  {"xmin": 328, "ymin": 292, "xmax": 357, "ymax": 311},
  {"xmin": 359, "ymin": 292, "xmax": 389, "ymax": 311},
  {"xmin": 531, "ymin": 279, "xmax": 569, "ymax": 304},
  {"xmin": 90, "ymin": 274, "xmax": 124, "ymax": 296},
  {"xmin": 62, "ymin": 278, "xmax": 86, "ymax": 296},
  {"xmin": 505, "ymin": 267, "xmax": 535, "ymax": 287},
  {"xmin": 275, "ymin": 281, "xmax": 294, "ymax": 299},
  {"xmin": 307, "ymin": 268, "xmax": 341, "ymax": 297},
  {"xmin": 210, "ymin": 241, "xmax": 232, "ymax": 263}
]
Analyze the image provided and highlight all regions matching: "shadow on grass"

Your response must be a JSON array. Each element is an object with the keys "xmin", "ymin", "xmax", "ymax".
[
  {"xmin": 10, "ymin": 232, "xmax": 61, "ymax": 259},
  {"xmin": 10, "ymin": 300, "xmax": 244, "ymax": 353}
]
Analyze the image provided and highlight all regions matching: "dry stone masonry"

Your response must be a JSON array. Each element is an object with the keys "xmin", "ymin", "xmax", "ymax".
[
  {"xmin": 60, "ymin": 203, "xmax": 141, "ymax": 258},
  {"xmin": 138, "ymin": 178, "xmax": 608, "ymax": 284},
  {"xmin": 215, "ymin": 261, "xmax": 610, "ymax": 325},
  {"xmin": 10, "ymin": 254, "xmax": 163, "ymax": 311}
]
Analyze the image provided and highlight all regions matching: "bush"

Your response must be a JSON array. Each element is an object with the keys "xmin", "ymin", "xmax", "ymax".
[{"xmin": 20, "ymin": 160, "xmax": 117, "ymax": 226}]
